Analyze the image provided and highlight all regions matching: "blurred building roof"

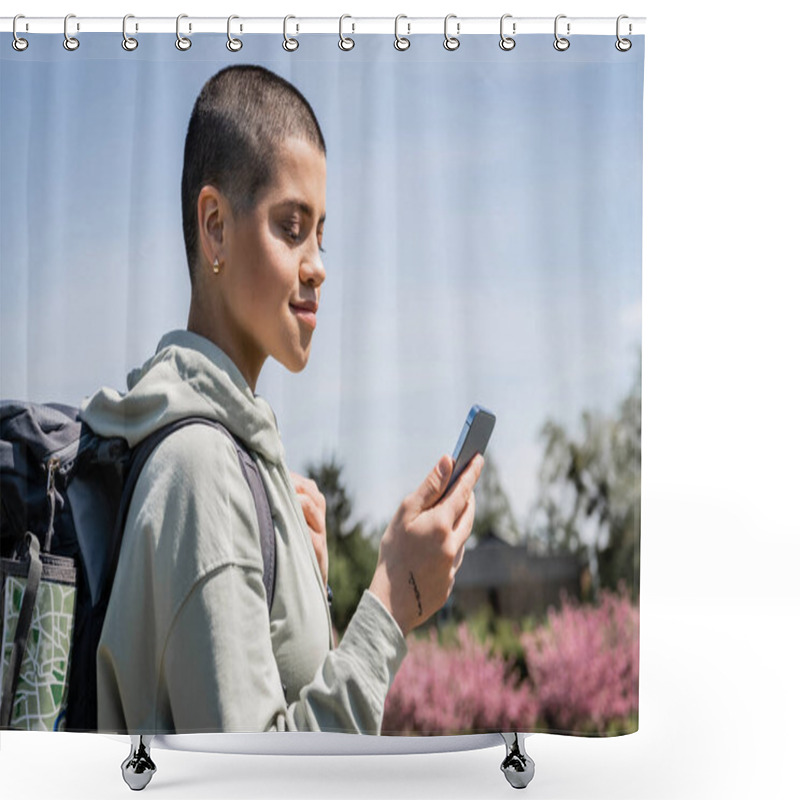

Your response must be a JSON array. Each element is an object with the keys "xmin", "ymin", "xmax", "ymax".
[{"xmin": 451, "ymin": 531, "xmax": 583, "ymax": 618}]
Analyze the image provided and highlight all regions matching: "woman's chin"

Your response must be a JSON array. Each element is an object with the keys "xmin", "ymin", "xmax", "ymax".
[{"xmin": 281, "ymin": 348, "xmax": 311, "ymax": 374}]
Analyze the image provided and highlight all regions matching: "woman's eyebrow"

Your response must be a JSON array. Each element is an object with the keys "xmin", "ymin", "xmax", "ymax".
[{"xmin": 277, "ymin": 198, "xmax": 326, "ymax": 225}]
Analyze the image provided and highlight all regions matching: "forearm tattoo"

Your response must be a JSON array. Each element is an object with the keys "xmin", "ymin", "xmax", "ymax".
[{"xmin": 408, "ymin": 571, "xmax": 423, "ymax": 617}]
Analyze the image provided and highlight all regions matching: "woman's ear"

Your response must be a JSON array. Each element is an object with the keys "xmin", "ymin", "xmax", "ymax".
[{"xmin": 197, "ymin": 185, "xmax": 226, "ymax": 268}]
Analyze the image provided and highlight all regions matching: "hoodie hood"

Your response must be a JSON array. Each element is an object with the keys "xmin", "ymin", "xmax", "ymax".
[{"xmin": 79, "ymin": 329, "xmax": 286, "ymax": 465}]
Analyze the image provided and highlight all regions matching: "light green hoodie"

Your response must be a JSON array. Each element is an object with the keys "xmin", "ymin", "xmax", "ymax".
[{"xmin": 79, "ymin": 330, "xmax": 407, "ymax": 735}]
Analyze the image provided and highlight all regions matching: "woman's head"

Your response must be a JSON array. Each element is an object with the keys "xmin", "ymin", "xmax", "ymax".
[
  {"xmin": 182, "ymin": 65, "xmax": 326, "ymax": 286},
  {"xmin": 182, "ymin": 65, "xmax": 327, "ymax": 389}
]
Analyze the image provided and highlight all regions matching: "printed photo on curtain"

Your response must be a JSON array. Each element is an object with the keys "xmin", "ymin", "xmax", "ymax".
[{"xmin": 0, "ymin": 26, "xmax": 643, "ymax": 742}]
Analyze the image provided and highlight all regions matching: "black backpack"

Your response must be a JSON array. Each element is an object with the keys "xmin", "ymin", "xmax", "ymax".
[{"xmin": 0, "ymin": 401, "xmax": 276, "ymax": 731}]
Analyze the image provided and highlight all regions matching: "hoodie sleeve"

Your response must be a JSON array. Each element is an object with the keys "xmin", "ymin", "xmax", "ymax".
[
  {"xmin": 141, "ymin": 425, "xmax": 408, "ymax": 734},
  {"xmin": 163, "ymin": 577, "xmax": 407, "ymax": 733}
]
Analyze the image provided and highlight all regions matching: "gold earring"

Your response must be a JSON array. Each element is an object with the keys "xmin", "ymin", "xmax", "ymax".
[{"xmin": 212, "ymin": 257, "xmax": 221, "ymax": 274}]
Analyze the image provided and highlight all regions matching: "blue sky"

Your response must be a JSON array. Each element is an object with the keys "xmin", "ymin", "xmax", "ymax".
[{"xmin": 1, "ymin": 33, "xmax": 643, "ymax": 528}]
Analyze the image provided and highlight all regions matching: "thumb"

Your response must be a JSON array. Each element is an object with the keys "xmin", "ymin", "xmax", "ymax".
[{"xmin": 411, "ymin": 455, "xmax": 453, "ymax": 513}]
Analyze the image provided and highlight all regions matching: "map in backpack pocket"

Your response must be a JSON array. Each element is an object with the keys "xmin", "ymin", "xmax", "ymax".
[{"xmin": 1, "ymin": 568, "xmax": 77, "ymax": 731}]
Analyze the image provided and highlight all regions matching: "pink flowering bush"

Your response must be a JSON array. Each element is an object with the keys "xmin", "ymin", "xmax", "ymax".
[
  {"xmin": 382, "ymin": 589, "xmax": 638, "ymax": 736},
  {"xmin": 522, "ymin": 588, "xmax": 639, "ymax": 734},
  {"xmin": 382, "ymin": 624, "xmax": 538, "ymax": 735}
]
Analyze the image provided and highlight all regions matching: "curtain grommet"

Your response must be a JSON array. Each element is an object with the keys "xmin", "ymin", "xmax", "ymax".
[
  {"xmin": 63, "ymin": 13, "xmax": 80, "ymax": 51},
  {"xmin": 339, "ymin": 15, "xmax": 355, "ymax": 51},
  {"xmin": 615, "ymin": 15, "xmax": 632, "ymax": 51},
  {"xmin": 226, "ymin": 15, "xmax": 243, "ymax": 52},
  {"xmin": 12, "ymin": 15, "xmax": 29, "ymax": 52},
  {"xmin": 175, "ymin": 14, "xmax": 192, "ymax": 51},
  {"xmin": 122, "ymin": 14, "xmax": 138, "ymax": 51},
  {"xmin": 499, "ymin": 14, "xmax": 516, "ymax": 51},
  {"xmin": 553, "ymin": 14, "xmax": 570, "ymax": 51},
  {"xmin": 394, "ymin": 15, "xmax": 410, "ymax": 51},
  {"xmin": 444, "ymin": 14, "xmax": 460, "ymax": 51}
]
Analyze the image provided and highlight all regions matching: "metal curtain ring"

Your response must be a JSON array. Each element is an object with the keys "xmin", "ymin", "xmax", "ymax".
[
  {"xmin": 63, "ymin": 13, "xmax": 80, "ymax": 51},
  {"xmin": 394, "ymin": 14, "xmax": 410, "ymax": 51},
  {"xmin": 499, "ymin": 14, "xmax": 515, "ymax": 51},
  {"xmin": 176, "ymin": 14, "xmax": 192, "ymax": 50},
  {"xmin": 283, "ymin": 15, "xmax": 299, "ymax": 51},
  {"xmin": 12, "ymin": 14, "xmax": 29, "ymax": 51},
  {"xmin": 553, "ymin": 14, "xmax": 570, "ymax": 51},
  {"xmin": 339, "ymin": 15, "xmax": 355, "ymax": 51},
  {"xmin": 444, "ymin": 14, "xmax": 460, "ymax": 51},
  {"xmin": 616, "ymin": 15, "xmax": 632, "ymax": 51},
  {"xmin": 122, "ymin": 14, "xmax": 138, "ymax": 51},
  {"xmin": 227, "ymin": 15, "xmax": 243, "ymax": 51}
]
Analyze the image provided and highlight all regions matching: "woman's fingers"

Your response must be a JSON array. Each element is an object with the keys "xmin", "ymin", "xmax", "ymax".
[
  {"xmin": 452, "ymin": 489, "xmax": 477, "ymax": 553},
  {"xmin": 453, "ymin": 541, "xmax": 466, "ymax": 573},
  {"xmin": 290, "ymin": 472, "xmax": 326, "ymax": 535},
  {"xmin": 290, "ymin": 472, "xmax": 329, "ymax": 584},
  {"xmin": 407, "ymin": 455, "xmax": 454, "ymax": 515},
  {"xmin": 442, "ymin": 453, "xmax": 483, "ymax": 528},
  {"xmin": 291, "ymin": 471, "xmax": 319, "ymax": 499},
  {"xmin": 299, "ymin": 492, "xmax": 326, "ymax": 535}
]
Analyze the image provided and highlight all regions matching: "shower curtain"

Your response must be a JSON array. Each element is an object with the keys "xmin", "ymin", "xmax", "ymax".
[{"xmin": 1, "ymin": 22, "xmax": 643, "ymax": 738}]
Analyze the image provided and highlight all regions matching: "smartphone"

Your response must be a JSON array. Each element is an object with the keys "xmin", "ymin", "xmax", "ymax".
[{"xmin": 445, "ymin": 405, "xmax": 496, "ymax": 494}]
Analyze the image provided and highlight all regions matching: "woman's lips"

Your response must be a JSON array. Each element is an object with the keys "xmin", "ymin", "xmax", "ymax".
[{"xmin": 290, "ymin": 302, "xmax": 318, "ymax": 330}]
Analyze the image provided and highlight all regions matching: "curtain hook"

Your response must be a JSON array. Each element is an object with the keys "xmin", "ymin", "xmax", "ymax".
[
  {"xmin": 339, "ymin": 14, "xmax": 355, "ymax": 51},
  {"xmin": 122, "ymin": 14, "xmax": 138, "ymax": 51},
  {"xmin": 12, "ymin": 14, "xmax": 29, "ymax": 52},
  {"xmin": 63, "ymin": 13, "xmax": 80, "ymax": 51},
  {"xmin": 500, "ymin": 14, "xmax": 516, "ymax": 51},
  {"xmin": 176, "ymin": 14, "xmax": 192, "ymax": 50},
  {"xmin": 553, "ymin": 14, "xmax": 570, "ymax": 51},
  {"xmin": 616, "ymin": 15, "xmax": 632, "ymax": 52},
  {"xmin": 283, "ymin": 15, "xmax": 299, "ymax": 51},
  {"xmin": 227, "ymin": 15, "xmax": 243, "ymax": 51},
  {"xmin": 444, "ymin": 13, "xmax": 460, "ymax": 51},
  {"xmin": 394, "ymin": 14, "xmax": 410, "ymax": 51}
]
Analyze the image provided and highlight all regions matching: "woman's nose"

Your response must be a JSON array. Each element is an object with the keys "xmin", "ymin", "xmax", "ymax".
[{"xmin": 301, "ymin": 247, "xmax": 326, "ymax": 287}]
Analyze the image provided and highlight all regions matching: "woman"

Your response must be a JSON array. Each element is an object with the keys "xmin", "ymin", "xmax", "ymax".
[{"xmin": 80, "ymin": 64, "xmax": 483, "ymax": 735}]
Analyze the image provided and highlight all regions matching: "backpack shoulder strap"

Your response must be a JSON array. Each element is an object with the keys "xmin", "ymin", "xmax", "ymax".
[
  {"xmin": 208, "ymin": 421, "xmax": 276, "ymax": 612},
  {"xmin": 221, "ymin": 426, "xmax": 275, "ymax": 611},
  {"xmin": 101, "ymin": 417, "xmax": 276, "ymax": 613}
]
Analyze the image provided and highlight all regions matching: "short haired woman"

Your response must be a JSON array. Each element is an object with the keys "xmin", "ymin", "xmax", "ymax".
[{"xmin": 80, "ymin": 65, "xmax": 483, "ymax": 735}]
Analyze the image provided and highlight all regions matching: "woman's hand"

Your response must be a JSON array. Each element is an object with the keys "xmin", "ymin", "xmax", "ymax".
[
  {"xmin": 291, "ymin": 472, "xmax": 329, "ymax": 587},
  {"xmin": 369, "ymin": 453, "xmax": 484, "ymax": 636}
]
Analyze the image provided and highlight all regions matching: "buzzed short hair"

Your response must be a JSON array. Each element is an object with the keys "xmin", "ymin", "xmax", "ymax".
[{"xmin": 181, "ymin": 64, "xmax": 326, "ymax": 286}]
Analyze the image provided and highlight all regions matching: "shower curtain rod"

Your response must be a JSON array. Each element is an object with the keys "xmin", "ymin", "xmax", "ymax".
[{"xmin": 1, "ymin": 16, "xmax": 646, "ymax": 36}]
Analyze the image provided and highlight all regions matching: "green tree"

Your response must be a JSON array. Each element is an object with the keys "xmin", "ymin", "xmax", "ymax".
[
  {"xmin": 472, "ymin": 452, "xmax": 520, "ymax": 543},
  {"xmin": 532, "ymin": 354, "xmax": 641, "ymax": 597},
  {"xmin": 304, "ymin": 455, "xmax": 379, "ymax": 632}
]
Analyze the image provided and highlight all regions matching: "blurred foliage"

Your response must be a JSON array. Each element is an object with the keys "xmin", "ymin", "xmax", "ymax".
[
  {"xmin": 384, "ymin": 588, "xmax": 639, "ymax": 736},
  {"xmin": 472, "ymin": 452, "xmax": 520, "ymax": 543},
  {"xmin": 436, "ymin": 606, "xmax": 538, "ymax": 682},
  {"xmin": 304, "ymin": 455, "xmax": 379, "ymax": 633},
  {"xmin": 531, "ymin": 353, "xmax": 641, "ymax": 598}
]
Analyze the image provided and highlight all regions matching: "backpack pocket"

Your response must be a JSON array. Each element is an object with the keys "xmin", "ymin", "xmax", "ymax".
[{"xmin": 0, "ymin": 533, "xmax": 77, "ymax": 731}]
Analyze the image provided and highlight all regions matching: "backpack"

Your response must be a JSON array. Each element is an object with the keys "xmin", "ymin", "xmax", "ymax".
[{"xmin": 0, "ymin": 401, "xmax": 276, "ymax": 732}]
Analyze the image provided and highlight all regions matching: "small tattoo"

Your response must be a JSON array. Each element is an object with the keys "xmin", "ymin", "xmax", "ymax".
[{"xmin": 408, "ymin": 571, "xmax": 423, "ymax": 617}]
